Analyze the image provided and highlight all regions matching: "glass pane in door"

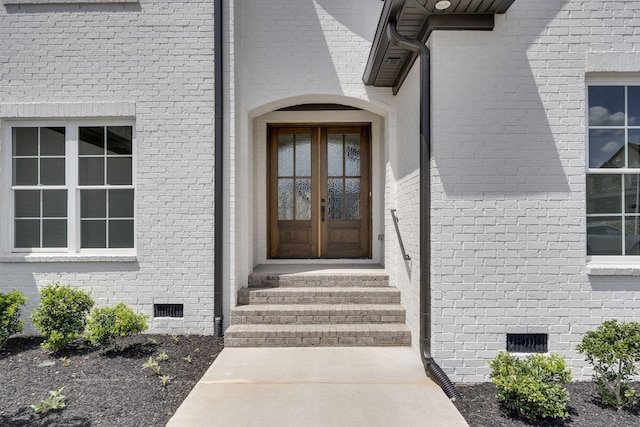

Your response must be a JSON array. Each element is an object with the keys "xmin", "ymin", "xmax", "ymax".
[
  {"xmin": 328, "ymin": 178, "xmax": 343, "ymax": 220},
  {"xmin": 345, "ymin": 178, "xmax": 361, "ymax": 220},
  {"xmin": 278, "ymin": 135, "xmax": 294, "ymax": 176},
  {"xmin": 278, "ymin": 133, "xmax": 312, "ymax": 221},
  {"xmin": 345, "ymin": 134, "xmax": 361, "ymax": 176},
  {"xmin": 295, "ymin": 178, "xmax": 311, "ymax": 220},
  {"xmin": 295, "ymin": 135, "xmax": 311, "ymax": 176},
  {"xmin": 327, "ymin": 133, "xmax": 362, "ymax": 221},
  {"xmin": 278, "ymin": 178, "xmax": 294, "ymax": 220},
  {"xmin": 328, "ymin": 135, "xmax": 343, "ymax": 176}
]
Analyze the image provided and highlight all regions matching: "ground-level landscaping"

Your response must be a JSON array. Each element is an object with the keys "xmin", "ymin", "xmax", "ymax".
[
  {"xmin": 0, "ymin": 334, "xmax": 223, "ymax": 427},
  {"xmin": 455, "ymin": 381, "xmax": 640, "ymax": 427},
  {"xmin": 1, "ymin": 334, "xmax": 639, "ymax": 426}
]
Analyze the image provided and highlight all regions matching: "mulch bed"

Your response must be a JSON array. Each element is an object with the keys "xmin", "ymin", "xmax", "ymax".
[
  {"xmin": 455, "ymin": 381, "xmax": 640, "ymax": 427},
  {"xmin": 0, "ymin": 334, "xmax": 223, "ymax": 427},
  {"xmin": 3, "ymin": 336, "xmax": 640, "ymax": 427}
]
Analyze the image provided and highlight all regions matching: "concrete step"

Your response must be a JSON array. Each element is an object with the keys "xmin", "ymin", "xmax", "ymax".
[
  {"xmin": 248, "ymin": 272, "xmax": 389, "ymax": 288},
  {"xmin": 224, "ymin": 324, "xmax": 411, "ymax": 347},
  {"xmin": 230, "ymin": 304, "xmax": 406, "ymax": 325},
  {"xmin": 237, "ymin": 287, "xmax": 401, "ymax": 305}
]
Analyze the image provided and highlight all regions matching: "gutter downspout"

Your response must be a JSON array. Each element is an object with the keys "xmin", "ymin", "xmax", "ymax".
[
  {"xmin": 386, "ymin": 21, "xmax": 459, "ymax": 401},
  {"xmin": 213, "ymin": 0, "xmax": 224, "ymax": 338}
]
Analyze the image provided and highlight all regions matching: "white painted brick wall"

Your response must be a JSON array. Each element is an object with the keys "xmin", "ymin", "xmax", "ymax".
[
  {"xmin": 390, "ymin": 0, "xmax": 640, "ymax": 382},
  {"xmin": 6, "ymin": 0, "xmax": 636, "ymax": 384},
  {"xmin": 0, "ymin": 0, "xmax": 216, "ymax": 335},
  {"xmin": 232, "ymin": 0, "xmax": 392, "ymax": 293},
  {"xmin": 236, "ymin": 0, "xmax": 387, "ymax": 112},
  {"xmin": 392, "ymin": 63, "xmax": 422, "ymax": 352}
]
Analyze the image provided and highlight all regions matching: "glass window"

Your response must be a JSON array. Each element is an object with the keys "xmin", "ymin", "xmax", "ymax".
[
  {"xmin": 80, "ymin": 189, "xmax": 134, "ymax": 248},
  {"xmin": 10, "ymin": 124, "xmax": 134, "ymax": 252},
  {"xmin": 77, "ymin": 126, "xmax": 134, "ymax": 250},
  {"xmin": 587, "ymin": 85, "xmax": 640, "ymax": 256},
  {"xmin": 12, "ymin": 127, "xmax": 67, "ymax": 249}
]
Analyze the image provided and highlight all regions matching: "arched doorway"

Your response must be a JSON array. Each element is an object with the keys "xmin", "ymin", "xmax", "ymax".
[{"xmin": 250, "ymin": 98, "xmax": 386, "ymax": 265}]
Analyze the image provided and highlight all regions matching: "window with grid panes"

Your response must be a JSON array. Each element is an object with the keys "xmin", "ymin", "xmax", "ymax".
[
  {"xmin": 9, "ymin": 123, "xmax": 134, "ymax": 253},
  {"xmin": 587, "ymin": 85, "xmax": 640, "ymax": 256}
]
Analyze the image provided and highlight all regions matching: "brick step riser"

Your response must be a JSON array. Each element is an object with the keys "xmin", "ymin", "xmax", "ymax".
[
  {"xmin": 238, "ymin": 295, "xmax": 401, "ymax": 305},
  {"xmin": 233, "ymin": 271, "xmax": 410, "ymax": 348},
  {"xmin": 230, "ymin": 314, "xmax": 406, "ymax": 325},
  {"xmin": 238, "ymin": 288, "xmax": 401, "ymax": 305},
  {"xmin": 225, "ymin": 334, "xmax": 411, "ymax": 347},
  {"xmin": 248, "ymin": 277, "xmax": 390, "ymax": 288}
]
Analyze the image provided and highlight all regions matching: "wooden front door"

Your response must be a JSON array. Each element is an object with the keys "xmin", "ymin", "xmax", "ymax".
[{"xmin": 268, "ymin": 125, "xmax": 371, "ymax": 259}]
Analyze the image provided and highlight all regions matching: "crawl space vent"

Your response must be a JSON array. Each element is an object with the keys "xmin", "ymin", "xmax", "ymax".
[
  {"xmin": 506, "ymin": 333, "xmax": 548, "ymax": 353},
  {"xmin": 154, "ymin": 304, "xmax": 184, "ymax": 318}
]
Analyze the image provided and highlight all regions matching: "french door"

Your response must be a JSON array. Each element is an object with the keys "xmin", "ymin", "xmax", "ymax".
[{"xmin": 268, "ymin": 124, "xmax": 371, "ymax": 259}]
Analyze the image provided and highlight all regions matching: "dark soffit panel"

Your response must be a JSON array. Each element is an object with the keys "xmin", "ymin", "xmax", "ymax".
[{"xmin": 363, "ymin": 0, "xmax": 516, "ymax": 93}]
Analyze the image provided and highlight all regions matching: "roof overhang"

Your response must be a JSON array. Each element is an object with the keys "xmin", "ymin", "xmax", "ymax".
[{"xmin": 363, "ymin": 0, "xmax": 516, "ymax": 94}]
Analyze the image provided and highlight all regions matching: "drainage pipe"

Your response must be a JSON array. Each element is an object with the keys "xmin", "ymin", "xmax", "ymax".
[
  {"xmin": 386, "ymin": 21, "xmax": 459, "ymax": 401},
  {"xmin": 213, "ymin": 0, "xmax": 224, "ymax": 338}
]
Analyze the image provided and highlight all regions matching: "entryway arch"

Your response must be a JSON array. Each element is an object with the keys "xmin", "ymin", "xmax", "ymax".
[{"xmin": 249, "ymin": 95, "xmax": 387, "ymax": 265}]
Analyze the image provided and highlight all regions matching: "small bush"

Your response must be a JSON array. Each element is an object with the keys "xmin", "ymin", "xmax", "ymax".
[
  {"xmin": 577, "ymin": 319, "xmax": 640, "ymax": 409},
  {"xmin": 159, "ymin": 374, "xmax": 172, "ymax": 387},
  {"xmin": 31, "ymin": 283, "xmax": 94, "ymax": 351},
  {"xmin": 490, "ymin": 352, "xmax": 571, "ymax": 420},
  {"xmin": 31, "ymin": 387, "xmax": 66, "ymax": 414},
  {"xmin": 0, "ymin": 289, "xmax": 28, "ymax": 347},
  {"xmin": 86, "ymin": 303, "xmax": 149, "ymax": 349},
  {"xmin": 142, "ymin": 357, "xmax": 161, "ymax": 375}
]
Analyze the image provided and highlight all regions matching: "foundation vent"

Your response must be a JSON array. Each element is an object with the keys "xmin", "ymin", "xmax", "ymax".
[
  {"xmin": 506, "ymin": 333, "xmax": 548, "ymax": 353},
  {"xmin": 154, "ymin": 304, "xmax": 184, "ymax": 318}
]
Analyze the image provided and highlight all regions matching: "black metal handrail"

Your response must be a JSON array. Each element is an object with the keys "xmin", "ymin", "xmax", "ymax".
[{"xmin": 390, "ymin": 209, "xmax": 411, "ymax": 260}]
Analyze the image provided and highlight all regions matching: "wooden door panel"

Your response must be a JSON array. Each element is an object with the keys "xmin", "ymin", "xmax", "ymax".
[
  {"xmin": 321, "ymin": 127, "xmax": 370, "ymax": 258},
  {"xmin": 276, "ymin": 221, "xmax": 313, "ymax": 258},
  {"xmin": 329, "ymin": 228, "xmax": 360, "ymax": 243},
  {"xmin": 326, "ymin": 224, "xmax": 367, "ymax": 258},
  {"xmin": 268, "ymin": 124, "xmax": 370, "ymax": 259},
  {"xmin": 268, "ymin": 127, "xmax": 318, "ymax": 259},
  {"xmin": 279, "ymin": 226, "xmax": 311, "ymax": 243}
]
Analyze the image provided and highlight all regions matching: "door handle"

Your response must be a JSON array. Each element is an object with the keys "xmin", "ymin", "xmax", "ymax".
[{"xmin": 321, "ymin": 205, "xmax": 325, "ymax": 222}]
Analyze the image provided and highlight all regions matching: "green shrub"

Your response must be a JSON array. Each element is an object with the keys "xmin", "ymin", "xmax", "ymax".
[
  {"xmin": 577, "ymin": 319, "xmax": 640, "ymax": 409},
  {"xmin": 490, "ymin": 352, "xmax": 571, "ymax": 420},
  {"xmin": 159, "ymin": 374, "xmax": 172, "ymax": 387},
  {"xmin": 31, "ymin": 388, "xmax": 66, "ymax": 414},
  {"xmin": 86, "ymin": 303, "xmax": 149, "ymax": 349},
  {"xmin": 0, "ymin": 289, "xmax": 28, "ymax": 348},
  {"xmin": 31, "ymin": 283, "xmax": 94, "ymax": 351},
  {"xmin": 142, "ymin": 356, "xmax": 161, "ymax": 375}
]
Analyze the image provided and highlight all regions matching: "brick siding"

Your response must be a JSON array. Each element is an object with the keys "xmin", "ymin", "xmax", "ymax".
[{"xmin": 0, "ymin": 0, "xmax": 216, "ymax": 334}]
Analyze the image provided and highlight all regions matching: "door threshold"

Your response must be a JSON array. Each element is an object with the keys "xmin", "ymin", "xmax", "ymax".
[
  {"xmin": 252, "ymin": 263, "xmax": 385, "ymax": 274},
  {"xmin": 260, "ymin": 259, "xmax": 380, "ymax": 265}
]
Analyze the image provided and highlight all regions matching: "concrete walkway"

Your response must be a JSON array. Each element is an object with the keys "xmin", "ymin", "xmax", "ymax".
[{"xmin": 167, "ymin": 347, "xmax": 469, "ymax": 427}]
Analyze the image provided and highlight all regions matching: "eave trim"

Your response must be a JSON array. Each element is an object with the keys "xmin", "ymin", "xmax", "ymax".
[{"xmin": 363, "ymin": 0, "xmax": 516, "ymax": 91}]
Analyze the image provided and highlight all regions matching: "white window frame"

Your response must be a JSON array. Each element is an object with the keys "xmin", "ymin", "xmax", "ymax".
[
  {"xmin": 586, "ymin": 76, "xmax": 640, "ymax": 264},
  {"xmin": 4, "ymin": 119, "xmax": 136, "ymax": 256}
]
